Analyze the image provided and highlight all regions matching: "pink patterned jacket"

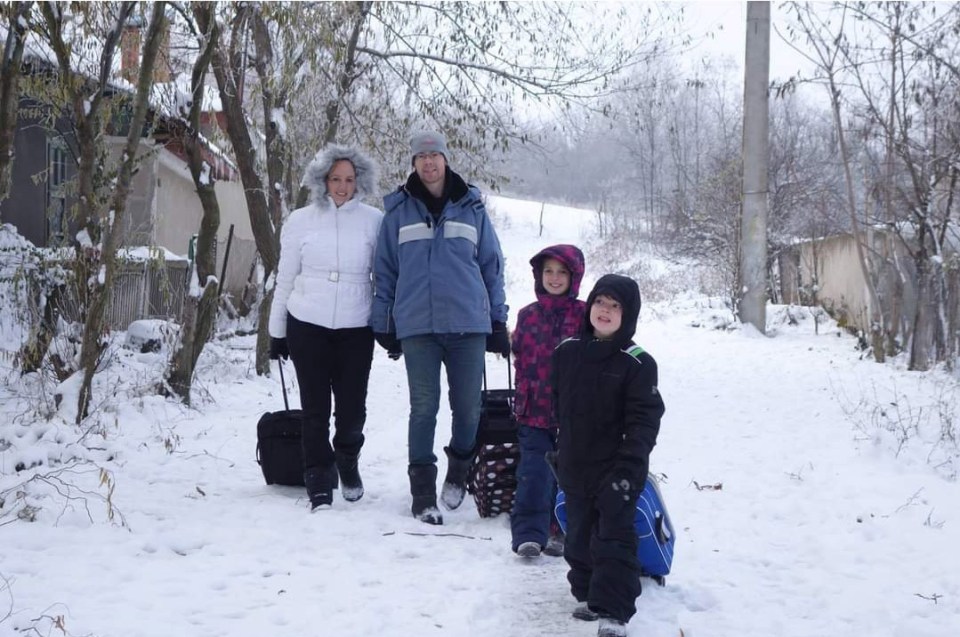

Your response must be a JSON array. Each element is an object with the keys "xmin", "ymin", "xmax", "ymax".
[{"xmin": 511, "ymin": 244, "xmax": 586, "ymax": 429}]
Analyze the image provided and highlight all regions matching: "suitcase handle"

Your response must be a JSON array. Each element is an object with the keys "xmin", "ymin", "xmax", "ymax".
[
  {"xmin": 482, "ymin": 349, "xmax": 513, "ymax": 394},
  {"xmin": 655, "ymin": 511, "xmax": 671, "ymax": 543},
  {"xmin": 260, "ymin": 360, "xmax": 289, "ymax": 467},
  {"xmin": 279, "ymin": 360, "xmax": 290, "ymax": 411}
]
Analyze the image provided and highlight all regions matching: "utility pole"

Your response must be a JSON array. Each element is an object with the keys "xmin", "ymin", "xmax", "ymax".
[{"xmin": 740, "ymin": 1, "xmax": 770, "ymax": 333}]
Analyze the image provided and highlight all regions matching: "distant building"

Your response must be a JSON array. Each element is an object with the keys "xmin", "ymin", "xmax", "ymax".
[{"xmin": 0, "ymin": 23, "xmax": 257, "ymax": 319}]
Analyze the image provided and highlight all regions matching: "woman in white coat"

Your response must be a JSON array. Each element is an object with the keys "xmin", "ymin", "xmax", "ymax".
[{"xmin": 268, "ymin": 145, "xmax": 383, "ymax": 511}]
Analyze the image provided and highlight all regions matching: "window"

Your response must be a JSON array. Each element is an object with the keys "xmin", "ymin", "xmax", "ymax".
[{"xmin": 46, "ymin": 137, "xmax": 68, "ymax": 244}]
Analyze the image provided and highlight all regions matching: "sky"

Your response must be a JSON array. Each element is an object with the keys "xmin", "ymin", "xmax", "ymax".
[
  {"xmin": 1, "ymin": 194, "xmax": 959, "ymax": 637},
  {"xmin": 681, "ymin": 1, "xmax": 816, "ymax": 82}
]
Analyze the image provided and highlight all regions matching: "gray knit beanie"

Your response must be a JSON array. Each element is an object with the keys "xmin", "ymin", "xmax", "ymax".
[{"xmin": 410, "ymin": 130, "xmax": 449, "ymax": 164}]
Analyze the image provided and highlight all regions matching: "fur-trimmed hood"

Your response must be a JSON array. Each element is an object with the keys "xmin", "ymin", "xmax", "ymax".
[{"xmin": 303, "ymin": 144, "xmax": 379, "ymax": 205}]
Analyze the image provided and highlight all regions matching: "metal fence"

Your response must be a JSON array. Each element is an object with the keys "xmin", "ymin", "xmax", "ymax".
[
  {"xmin": 109, "ymin": 260, "xmax": 189, "ymax": 329},
  {"xmin": 56, "ymin": 259, "xmax": 189, "ymax": 330}
]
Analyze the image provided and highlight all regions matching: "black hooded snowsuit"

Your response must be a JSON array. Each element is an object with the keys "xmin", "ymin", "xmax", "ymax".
[{"xmin": 551, "ymin": 273, "xmax": 665, "ymax": 623}]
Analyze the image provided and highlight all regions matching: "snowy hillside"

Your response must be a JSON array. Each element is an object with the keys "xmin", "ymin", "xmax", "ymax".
[{"xmin": 1, "ymin": 195, "xmax": 958, "ymax": 637}]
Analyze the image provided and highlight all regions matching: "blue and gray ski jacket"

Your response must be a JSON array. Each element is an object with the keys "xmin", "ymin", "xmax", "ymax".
[{"xmin": 371, "ymin": 168, "xmax": 508, "ymax": 339}]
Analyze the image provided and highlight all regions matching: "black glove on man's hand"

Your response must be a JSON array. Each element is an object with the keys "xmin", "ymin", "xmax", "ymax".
[
  {"xmin": 269, "ymin": 337, "xmax": 289, "ymax": 361},
  {"xmin": 374, "ymin": 332, "xmax": 403, "ymax": 360},
  {"xmin": 485, "ymin": 321, "xmax": 510, "ymax": 357}
]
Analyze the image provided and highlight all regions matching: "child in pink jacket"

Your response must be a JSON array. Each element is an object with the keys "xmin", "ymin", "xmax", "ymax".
[{"xmin": 511, "ymin": 244, "xmax": 586, "ymax": 558}]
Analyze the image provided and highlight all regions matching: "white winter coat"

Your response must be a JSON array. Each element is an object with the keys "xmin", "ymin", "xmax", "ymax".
[{"xmin": 269, "ymin": 195, "xmax": 384, "ymax": 337}]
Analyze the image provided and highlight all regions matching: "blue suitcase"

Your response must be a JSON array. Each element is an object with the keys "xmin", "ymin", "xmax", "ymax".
[{"xmin": 555, "ymin": 474, "xmax": 676, "ymax": 585}]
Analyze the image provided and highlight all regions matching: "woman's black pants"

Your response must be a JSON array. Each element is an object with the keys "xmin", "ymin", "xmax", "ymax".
[{"xmin": 286, "ymin": 314, "xmax": 374, "ymax": 472}]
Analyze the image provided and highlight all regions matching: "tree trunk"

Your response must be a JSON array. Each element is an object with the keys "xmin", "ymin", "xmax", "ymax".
[
  {"xmin": 76, "ymin": 3, "xmax": 166, "ymax": 422},
  {"xmin": 0, "ymin": 2, "xmax": 30, "ymax": 210},
  {"xmin": 909, "ymin": 258, "xmax": 935, "ymax": 371},
  {"xmin": 167, "ymin": 5, "xmax": 221, "ymax": 404},
  {"xmin": 826, "ymin": 85, "xmax": 885, "ymax": 362},
  {"xmin": 207, "ymin": 5, "xmax": 280, "ymax": 376}
]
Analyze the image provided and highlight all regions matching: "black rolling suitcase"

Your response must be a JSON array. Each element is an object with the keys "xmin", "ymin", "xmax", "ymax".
[
  {"xmin": 468, "ymin": 355, "xmax": 520, "ymax": 517},
  {"xmin": 256, "ymin": 361, "xmax": 304, "ymax": 486}
]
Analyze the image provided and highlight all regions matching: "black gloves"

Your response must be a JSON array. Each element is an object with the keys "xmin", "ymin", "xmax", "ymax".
[
  {"xmin": 609, "ymin": 477, "xmax": 635, "ymax": 501},
  {"xmin": 598, "ymin": 477, "xmax": 635, "ymax": 513},
  {"xmin": 485, "ymin": 321, "xmax": 510, "ymax": 357},
  {"xmin": 269, "ymin": 337, "xmax": 289, "ymax": 361},
  {"xmin": 374, "ymin": 332, "xmax": 403, "ymax": 360},
  {"xmin": 598, "ymin": 466, "xmax": 642, "ymax": 513}
]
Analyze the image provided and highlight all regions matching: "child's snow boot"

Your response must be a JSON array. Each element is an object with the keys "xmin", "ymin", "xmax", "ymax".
[
  {"xmin": 597, "ymin": 617, "xmax": 627, "ymax": 637},
  {"xmin": 516, "ymin": 541, "xmax": 541, "ymax": 558},
  {"xmin": 572, "ymin": 602, "xmax": 598, "ymax": 622},
  {"xmin": 543, "ymin": 532, "xmax": 565, "ymax": 557}
]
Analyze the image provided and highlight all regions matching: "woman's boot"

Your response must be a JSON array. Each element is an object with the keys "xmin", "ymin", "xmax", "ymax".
[
  {"xmin": 335, "ymin": 450, "xmax": 364, "ymax": 502},
  {"xmin": 304, "ymin": 464, "xmax": 338, "ymax": 511}
]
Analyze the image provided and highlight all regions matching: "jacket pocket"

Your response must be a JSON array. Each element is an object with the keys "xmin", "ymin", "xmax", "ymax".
[{"xmin": 593, "ymin": 371, "xmax": 625, "ymax": 422}]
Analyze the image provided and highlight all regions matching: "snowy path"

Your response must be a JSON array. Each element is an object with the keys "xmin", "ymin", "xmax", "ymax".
[{"xmin": 5, "ymin": 309, "xmax": 958, "ymax": 637}]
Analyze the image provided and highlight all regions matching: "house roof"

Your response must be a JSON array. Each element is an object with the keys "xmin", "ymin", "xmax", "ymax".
[
  {"xmin": 6, "ymin": 22, "xmax": 238, "ymax": 182},
  {"xmin": 788, "ymin": 221, "xmax": 960, "ymax": 256}
]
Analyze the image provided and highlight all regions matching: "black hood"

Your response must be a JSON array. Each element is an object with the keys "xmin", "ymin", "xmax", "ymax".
[{"xmin": 581, "ymin": 274, "xmax": 642, "ymax": 347}]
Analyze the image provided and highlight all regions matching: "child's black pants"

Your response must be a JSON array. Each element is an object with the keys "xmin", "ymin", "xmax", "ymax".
[{"xmin": 563, "ymin": 489, "xmax": 641, "ymax": 622}]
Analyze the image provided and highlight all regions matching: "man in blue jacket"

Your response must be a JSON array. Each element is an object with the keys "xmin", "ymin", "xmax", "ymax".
[{"xmin": 371, "ymin": 130, "xmax": 510, "ymax": 525}]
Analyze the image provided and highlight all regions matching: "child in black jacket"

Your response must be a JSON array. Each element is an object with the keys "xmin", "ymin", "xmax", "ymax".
[{"xmin": 551, "ymin": 274, "xmax": 665, "ymax": 637}]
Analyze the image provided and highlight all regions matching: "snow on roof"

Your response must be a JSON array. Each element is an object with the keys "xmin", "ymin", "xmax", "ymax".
[
  {"xmin": 150, "ymin": 78, "xmax": 223, "ymax": 120},
  {"xmin": 6, "ymin": 19, "xmax": 223, "ymax": 118}
]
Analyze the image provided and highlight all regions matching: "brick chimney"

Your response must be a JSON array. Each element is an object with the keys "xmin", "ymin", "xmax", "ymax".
[
  {"xmin": 120, "ymin": 19, "xmax": 142, "ymax": 84},
  {"xmin": 153, "ymin": 21, "xmax": 171, "ymax": 84},
  {"xmin": 120, "ymin": 14, "xmax": 171, "ymax": 84}
]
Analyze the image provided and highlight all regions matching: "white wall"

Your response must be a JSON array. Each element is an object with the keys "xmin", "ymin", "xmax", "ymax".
[{"xmin": 154, "ymin": 149, "xmax": 255, "ymax": 298}]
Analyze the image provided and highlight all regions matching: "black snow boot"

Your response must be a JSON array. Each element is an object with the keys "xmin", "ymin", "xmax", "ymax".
[
  {"xmin": 408, "ymin": 464, "xmax": 443, "ymax": 525},
  {"xmin": 335, "ymin": 450, "xmax": 364, "ymax": 502},
  {"xmin": 597, "ymin": 617, "xmax": 627, "ymax": 637},
  {"xmin": 440, "ymin": 446, "xmax": 474, "ymax": 510},
  {"xmin": 304, "ymin": 464, "xmax": 338, "ymax": 511}
]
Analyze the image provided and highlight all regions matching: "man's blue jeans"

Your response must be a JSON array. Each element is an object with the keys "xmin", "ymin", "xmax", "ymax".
[{"xmin": 402, "ymin": 333, "xmax": 486, "ymax": 465}]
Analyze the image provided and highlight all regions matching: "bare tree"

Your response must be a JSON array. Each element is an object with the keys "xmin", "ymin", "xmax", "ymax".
[
  {"xmin": 202, "ymin": 2, "xmax": 309, "ymax": 375},
  {"xmin": 841, "ymin": 2, "xmax": 960, "ymax": 370},
  {"xmin": 199, "ymin": 1, "xmax": 675, "ymax": 374},
  {"xmin": 39, "ymin": 2, "xmax": 167, "ymax": 421},
  {"xmin": 786, "ymin": 2, "xmax": 888, "ymax": 363},
  {"xmin": 164, "ymin": 4, "xmax": 221, "ymax": 404}
]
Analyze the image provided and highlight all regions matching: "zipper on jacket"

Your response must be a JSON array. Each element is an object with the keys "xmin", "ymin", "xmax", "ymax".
[{"xmin": 332, "ymin": 205, "xmax": 340, "ymax": 328}]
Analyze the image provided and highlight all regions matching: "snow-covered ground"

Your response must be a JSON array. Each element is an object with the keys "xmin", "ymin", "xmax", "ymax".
[{"xmin": 1, "ymin": 196, "xmax": 958, "ymax": 637}]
